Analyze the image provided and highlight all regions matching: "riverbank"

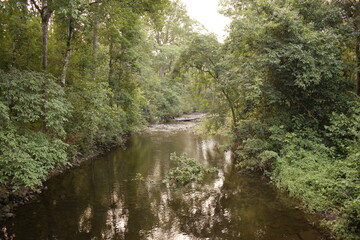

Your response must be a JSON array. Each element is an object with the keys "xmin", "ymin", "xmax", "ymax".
[
  {"xmin": 233, "ymin": 124, "xmax": 359, "ymax": 240},
  {"xmin": 0, "ymin": 135, "xmax": 128, "ymax": 223}
]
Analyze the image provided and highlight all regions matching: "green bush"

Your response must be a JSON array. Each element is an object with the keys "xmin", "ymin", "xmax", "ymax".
[
  {"xmin": 234, "ymin": 111, "xmax": 360, "ymax": 239},
  {"xmin": 0, "ymin": 129, "xmax": 68, "ymax": 188},
  {"xmin": 163, "ymin": 153, "xmax": 217, "ymax": 186},
  {"xmin": 234, "ymin": 121, "xmax": 276, "ymax": 172},
  {"xmin": 271, "ymin": 129, "xmax": 359, "ymax": 240},
  {"xmin": 141, "ymin": 78, "xmax": 188, "ymax": 123},
  {"xmin": 0, "ymin": 70, "xmax": 70, "ymax": 188},
  {"xmin": 0, "ymin": 69, "xmax": 70, "ymax": 136},
  {"xmin": 325, "ymin": 101, "xmax": 360, "ymax": 156},
  {"xmin": 65, "ymin": 80, "xmax": 127, "ymax": 154}
]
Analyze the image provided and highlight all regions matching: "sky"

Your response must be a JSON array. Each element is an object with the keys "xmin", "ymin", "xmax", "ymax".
[{"xmin": 181, "ymin": 0, "xmax": 231, "ymax": 42}]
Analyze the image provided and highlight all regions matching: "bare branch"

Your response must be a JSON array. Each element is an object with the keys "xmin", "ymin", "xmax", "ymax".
[{"xmin": 30, "ymin": 0, "xmax": 41, "ymax": 13}]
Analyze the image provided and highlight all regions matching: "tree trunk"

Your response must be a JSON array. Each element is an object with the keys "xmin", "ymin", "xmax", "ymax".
[
  {"xmin": 61, "ymin": 17, "xmax": 74, "ymax": 87},
  {"xmin": 356, "ymin": 37, "xmax": 360, "ymax": 95},
  {"xmin": 108, "ymin": 36, "xmax": 114, "ymax": 85},
  {"xmin": 92, "ymin": 18, "xmax": 99, "ymax": 81},
  {"xmin": 29, "ymin": 0, "xmax": 52, "ymax": 131},
  {"xmin": 41, "ymin": 8, "xmax": 52, "ymax": 71},
  {"xmin": 159, "ymin": 65, "xmax": 164, "ymax": 78},
  {"xmin": 41, "ymin": 3, "xmax": 52, "ymax": 132},
  {"xmin": 30, "ymin": 0, "xmax": 52, "ymax": 71},
  {"xmin": 221, "ymin": 88, "xmax": 238, "ymax": 128},
  {"xmin": 11, "ymin": 36, "xmax": 17, "ymax": 67},
  {"xmin": 40, "ymin": 14, "xmax": 49, "ymax": 132},
  {"xmin": 108, "ymin": 37, "xmax": 115, "ymax": 105}
]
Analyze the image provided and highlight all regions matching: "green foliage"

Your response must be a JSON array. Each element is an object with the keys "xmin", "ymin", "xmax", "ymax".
[
  {"xmin": 1, "ymin": 1, "xmax": 358, "ymax": 239},
  {"xmin": 270, "ymin": 127, "xmax": 359, "ymax": 240},
  {"xmin": 325, "ymin": 101, "xmax": 360, "ymax": 156},
  {"xmin": 222, "ymin": 0, "xmax": 360, "ymax": 239},
  {"xmin": 163, "ymin": 153, "xmax": 217, "ymax": 187},
  {"xmin": 141, "ymin": 78, "xmax": 185, "ymax": 122},
  {"xmin": 0, "ymin": 70, "xmax": 70, "ymax": 188},
  {"xmin": 0, "ymin": 0, "xmax": 42, "ymax": 70},
  {"xmin": 137, "ymin": 0, "xmax": 200, "ymax": 122},
  {"xmin": 0, "ymin": 69, "xmax": 70, "ymax": 136},
  {"xmin": 233, "ymin": 120, "xmax": 272, "ymax": 172},
  {"xmin": 235, "ymin": 118, "xmax": 359, "ymax": 239},
  {"xmin": 0, "ymin": 130, "xmax": 68, "ymax": 188},
  {"xmin": 335, "ymin": 148, "xmax": 360, "ymax": 239},
  {"xmin": 132, "ymin": 173, "xmax": 145, "ymax": 182},
  {"xmin": 176, "ymin": 34, "xmax": 245, "ymax": 126},
  {"xmin": 236, "ymin": 138, "xmax": 272, "ymax": 171},
  {"xmin": 234, "ymin": 119, "xmax": 360, "ymax": 239},
  {"xmin": 221, "ymin": 0, "xmax": 353, "ymax": 126},
  {"xmin": 65, "ymin": 80, "xmax": 127, "ymax": 154},
  {"xmin": 0, "ymin": 0, "xmax": 178, "ymax": 192}
]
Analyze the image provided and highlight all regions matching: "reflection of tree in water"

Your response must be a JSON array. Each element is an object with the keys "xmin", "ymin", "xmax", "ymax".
[
  {"xmin": 142, "ymin": 135, "xmax": 245, "ymax": 239},
  {"xmin": 102, "ymin": 188, "xmax": 128, "ymax": 239},
  {"xmin": 88, "ymin": 135, "xmax": 155, "ymax": 240},
  {"xmin": 158, "ymin": 164, "xmax": 321, "ymax": 240},
  {"xmin": 141, "ymin": 172, "xmax": 245, "ymax": 240},
  {"xmin": 163, "ymin": 170, "xmax": 238, "ymax": 239}
]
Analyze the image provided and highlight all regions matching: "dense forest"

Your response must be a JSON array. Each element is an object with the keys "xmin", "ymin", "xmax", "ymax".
[{"xmin": 0, "ymin": 0, "xmax": 359, "ymax": 239}]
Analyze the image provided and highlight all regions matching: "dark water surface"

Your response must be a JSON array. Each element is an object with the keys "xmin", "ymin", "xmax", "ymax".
[{"xmin": 2, "ymin": 124, "xmax": 325, "ymax": 240}]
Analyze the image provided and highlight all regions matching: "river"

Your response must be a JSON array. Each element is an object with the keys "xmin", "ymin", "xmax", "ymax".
[{"xmin": 1, "ymin": 119, "xmax": 325, "ymax": 240}]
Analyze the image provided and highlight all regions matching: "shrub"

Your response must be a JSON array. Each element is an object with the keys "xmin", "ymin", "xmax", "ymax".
[
  {"xmin": 0, "ymin": 70, "xmax": 70, "ymax": 188},
  {"xmin": 65, "ymin": 80, "xmax": 127, "ymax": 154},
  {"xmin": 0, "ymin": 128, "xmax": 68, "ymax": 189},
  {"xmin": 270, "ymin": 127, "xmax": 359, "ymax": 239},
  {"xmin": 235, "ymin": 119, "xmax": 360, "ymax": 239},
  {"xmin": 163, "ymin": 153, "xmax": 217, "ymax": 186}
]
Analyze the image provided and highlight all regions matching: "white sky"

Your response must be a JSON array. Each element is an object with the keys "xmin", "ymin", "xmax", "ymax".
[{"xmin": 181, "ymin": 0, "xmax": 231, "ymax": 42}]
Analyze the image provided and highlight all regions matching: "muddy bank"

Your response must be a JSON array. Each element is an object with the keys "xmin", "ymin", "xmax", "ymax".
[{"xmin": 0, "ymin": 186, "xmax": 39, "ymax": 222}]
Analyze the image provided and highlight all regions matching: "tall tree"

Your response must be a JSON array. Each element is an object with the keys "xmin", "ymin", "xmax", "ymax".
[
  {"xmin": 60, "ymin": 15, "xmax": 74, "ymax": 86},
  {"xmin": 0, "ymin": 0, "xmax": 41, "ymax": 70},
  {"xmin": 176, "ymin": 34, "xmax": 244, "ymax": 127},
  {"xmin": 57, "ymin": 0, "xmax": 89, "ymax": 86},
  {"xmin": 147, "ymin": 0, "xmax": 198, "ymax": 77},
  {"xmin": 335, "ymin": 0, "xmax": 360, "ymax": 95},
  {"xmin": 30, "ymin": 0, "xmax": 54, "ymax": 71},
  {"xmin": 89, "ymin": 1, "xmax": 101, "ymax": 81}
]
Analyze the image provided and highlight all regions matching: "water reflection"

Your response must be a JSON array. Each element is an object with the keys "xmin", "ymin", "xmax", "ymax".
[
  {"xmin": 2, "ymin": 130, "xmax": 323, "ymax": 240},
  {"xmin": 79, "ymin": 205, "xmax": 92, "ymax": 233}
]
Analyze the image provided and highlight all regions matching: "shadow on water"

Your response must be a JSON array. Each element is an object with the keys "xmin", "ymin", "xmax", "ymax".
[{"xmin": 1, "ymin": 125, "xmax": 326, "ymax": 240}]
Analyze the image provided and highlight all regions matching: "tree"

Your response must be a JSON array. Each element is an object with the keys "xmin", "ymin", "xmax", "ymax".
[
  {"xmin": 219, "ymin": 1, "xmax": 359, "ymax": 239},
  {"xmin": 146, "ymin": 0, "xmax": 199, "ymax": 77},
  {"xmin": 177, "ymin": 34, "xmax": 252, "ymax": 128},
  {"xmin": 0, "ymin": 0, "xmax": 41, "ymax": 70},
  {"xmin": 30, "ymin": 0, "xmax": 54, "ymax": 71},
  {"xmin": 56, "ymin": 0, "xmax": 90, "ymax": 86},
  {"xmin": 222, "ymin": 0, "xmax": 352, "ymax": 125},
  {"xmin": 334, "ymin": 0, "xmax": 360, "ymax": 95}
]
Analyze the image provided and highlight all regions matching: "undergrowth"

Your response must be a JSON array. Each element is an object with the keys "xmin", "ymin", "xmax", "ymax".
[{"xmin": 233, "ymin": 102, "xmax": 360, "ymax": 240}]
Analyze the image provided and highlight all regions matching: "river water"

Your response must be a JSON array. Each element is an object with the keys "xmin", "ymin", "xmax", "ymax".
[{"xmin": 1, "ymin": 121, "xmax": 325, "ymax": 240}]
